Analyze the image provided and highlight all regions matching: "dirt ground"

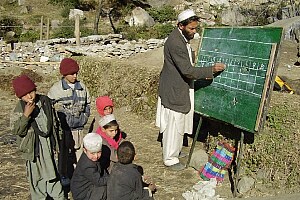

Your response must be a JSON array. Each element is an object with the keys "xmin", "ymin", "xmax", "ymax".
[{"xmin": 0, "ymin": 39, "xmax": 299, "ymax": 200}]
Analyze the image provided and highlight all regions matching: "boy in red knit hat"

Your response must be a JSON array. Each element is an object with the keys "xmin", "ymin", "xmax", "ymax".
[
  {"xmin": 10, "ymin": 75, "xmax": 65, "ymax": 199},
  {"xmin": 48, "ymin": 58, "xmax": 91, "ymax": 187}
]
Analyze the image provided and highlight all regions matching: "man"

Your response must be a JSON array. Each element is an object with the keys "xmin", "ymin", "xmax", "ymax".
[{"xmin": 156, "ymin": 9, "xmax": 226, "ymax": 171}]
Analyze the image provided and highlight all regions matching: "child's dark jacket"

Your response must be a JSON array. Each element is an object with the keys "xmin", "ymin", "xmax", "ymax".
[
  {"xmin": 107, "ymin": 162, "xmax": 153, "ymax": 200},
  {"xmin": 71, "ymin": 152, "xmax": 109, "ymax": 200},
  {"xmin": 10, "ymin": 94, "xmax": 59, "ymax": 161}
]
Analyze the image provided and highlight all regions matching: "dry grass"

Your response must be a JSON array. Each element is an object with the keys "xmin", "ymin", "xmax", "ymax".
[
  {"xmin": 0, "ymin": 0, "xmax": 64, "ymax": 21},
  {"xmin": 78, "ymin": 57, "xmax": 160, "ymax": 119}
]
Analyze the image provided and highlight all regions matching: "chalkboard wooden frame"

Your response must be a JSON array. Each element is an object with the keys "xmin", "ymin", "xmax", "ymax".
[{"xmin": 194, "ymin": 27, "xmax": 283, "ymax": 133}]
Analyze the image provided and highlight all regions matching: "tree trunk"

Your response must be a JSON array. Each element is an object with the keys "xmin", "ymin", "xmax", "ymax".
[
  {"xmin": 94, "ymin": 0, "xmax": 103, "ymax": 34},
  {"xmin": 108, "ymin": 8, "xmax": 117, "ymax": 34}
]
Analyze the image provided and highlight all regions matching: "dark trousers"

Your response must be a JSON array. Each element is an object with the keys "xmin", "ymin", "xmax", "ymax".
[{"xmin": 58, "ymin": 130, "xmax": 76, "ymax": 179}]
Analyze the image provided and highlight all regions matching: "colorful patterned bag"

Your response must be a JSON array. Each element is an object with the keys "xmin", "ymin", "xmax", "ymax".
[{"xmin": 199, "ymin": 141, "xmax": 235, "ymax": 183}]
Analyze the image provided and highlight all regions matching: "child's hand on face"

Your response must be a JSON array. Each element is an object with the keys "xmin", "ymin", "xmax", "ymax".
[{"xmin": 24, "ymin": 101, "xmax": 35, "ymax": 118}]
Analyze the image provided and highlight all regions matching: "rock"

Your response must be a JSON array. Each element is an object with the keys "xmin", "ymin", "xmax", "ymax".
[
  {"xmin": 40, "ymin": 56, "xmax": 49, "ymax": 62},
  {"xmin": 9, "ymin": 53, "xmax": 18, "ymax": 61},
  {"xmin": 6, "ymin": 31, "xmax": 16, "ymax": 38},
  {"xmin": 18, "ymin": 0, "xmax": 25, "ymax": 6},
  {"xmin": 221, "ymin": 6, "xmax": 246, "ymax": 26},
  {"xmin": 20, "ymin": 5, "xmax": 30, "ymax": 14},
  {"xmin": 237, "ymin": 176, "xmax": 255, "ymax": 194},
  {"xmin": 51, "ymin": 20, "xmax": 60, "ymax": 29},
  {"xmin": 69, "ymin": 9, "xmax": 84, "ymax": 20},
  {"xmin": 210, "ymin": 0, "xmax": 230, "ymax": 7},
  {"xmin": 189, "ymin": 149, "xmax": 208, "ymax": 170},
  {"xmin": 50, "ymin": 54, "xmax": 62, "ymax": 62},
  {"xmin": 8, "ymin": 0, "xmax": 17, "ymax": 4},
  {"xmin": 200, "ymin": 19, "xmax": 216, "ymax": 26},
  {"xmin": 147, "ymin": 0, "xmax": 184, "ymax": 8},
  {"xmin": 267, "ymin": 16, "xmax": 300, "ymax": 42},
  {"xmin": 129, "ymin": 7, "xmax": 155, "ymax": 27}
]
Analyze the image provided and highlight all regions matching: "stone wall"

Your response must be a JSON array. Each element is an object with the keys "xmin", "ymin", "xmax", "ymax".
[{"xmin": 0, "ymin": 34, "xmax": 164, "ymax": 63}]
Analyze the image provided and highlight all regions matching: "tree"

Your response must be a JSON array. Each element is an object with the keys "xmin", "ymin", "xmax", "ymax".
[
  {"xmin": 93, "ymin": 0, "xmax": 149, "ymax": 34},
  {"xmin": 93, "ymin": 0, "xmax": 103, "ymax": 34}
]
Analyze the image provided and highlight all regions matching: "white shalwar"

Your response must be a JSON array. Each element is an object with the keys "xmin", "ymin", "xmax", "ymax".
[{"xmin": 156, "ymin": 90, "xmax": 194, "ymax": 166}]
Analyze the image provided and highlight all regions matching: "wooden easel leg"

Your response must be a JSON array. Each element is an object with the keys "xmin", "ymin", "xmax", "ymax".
[
  {"xmin": 186, "ymin": 117, "xmax": 203, "ymax": 168},
  {"xmin": 233, "ymin": 131, "xmax": 244, "ymax": 197}
]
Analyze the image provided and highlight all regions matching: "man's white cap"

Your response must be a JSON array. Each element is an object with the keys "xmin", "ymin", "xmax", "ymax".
[
  {"xmin": 99, "ymin": 114, "xmax": 116, "ymax": 127},
  {"xmin": 83, "ymin": 133, "xmax": 102, "ymax": 152},
  {"xmin": 178, "ymin": 9, "xmax": 196, "ymax": 22}
]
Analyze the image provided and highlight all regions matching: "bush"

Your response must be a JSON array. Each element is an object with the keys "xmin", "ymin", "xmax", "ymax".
[
  {"xmin": 121, "ymin": 26, "xmax": 150, "ymax": 40},
  {"xmin": 78, "ymin": 57, "xmax": 160, "ymax": 119},
  {"xmin": 152, "ymin": 23, "xmax": 174, "ymax": 39},
  {"xmin": 19, "ymin": 30, "xmax": 40, "ymax": 42},
  {"xmin": 51, "ymin": 22, "xmax": 74, "ymax": 38},
  {"xmin": 120, "ymin": 23, "xmax": 174, "ymax": 40},
  {"xmin": 80, "ymin": 27, "xmax": 94, "ymax": 37},
  {"xmin": 51, "ymin": 19, "xmax": 93, "ymax": 38},
  {"xmin": 48, "ymin": 0, "xmax": 80, "ymax": 7},
  {"xmin": 147, "ymin": 5, "xmax": 178, "ymax": 23},
  {"xmin": 0, "ymin": 16, "xmax": 22, "ymax": 40},
  {"xmin": 61, "ymin": 6, "xmax": 72, "ymax": 18}
]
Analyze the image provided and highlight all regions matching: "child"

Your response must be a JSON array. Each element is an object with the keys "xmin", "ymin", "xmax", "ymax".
[
  {"xmin": 10, "ymin": 75, "xmax": 65, "ymax": 200},
  {"xmin": 97, "ymin": 114, "xmax": 124, "ymax": 173},
  {"xmin": 89, "ymin": 95, "xmax": 114, "ymax": 133},
  {"xmin": 107, "ymin": 141, "xmax": 156, "ymax": 200},
  {"xmin": 48, "ymin": 57, "xmax": 91, "ymax": 184},
  {"xmin": 89, "ymin": 95, "xmax": 126, "ymax": 140},
  {"xmin": 70, "ymin": 132, "xmax": 108, "ymax": 200}
]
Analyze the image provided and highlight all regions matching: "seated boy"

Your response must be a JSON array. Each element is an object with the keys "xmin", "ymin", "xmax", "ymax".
[
  {"xmin": 107, "ymin": 141, "xmax": 156, "ymax": 200},
  {"xmin": 70, "ymin": 133, "xmax": 108, "ymax": 200}
]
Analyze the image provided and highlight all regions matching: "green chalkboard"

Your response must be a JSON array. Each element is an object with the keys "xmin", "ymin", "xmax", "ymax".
[{"xmin": 194, "ymin": 27, "xmax": 283, "ymax": 133}]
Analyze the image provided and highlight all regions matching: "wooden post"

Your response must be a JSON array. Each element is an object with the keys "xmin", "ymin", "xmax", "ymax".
[
  {"xmin": 75, "ymin": 15, "xmax": 80, "ymax": 46},
  {"xmin": 46, "ymin": 18, "xmax": 50, "ymax": 40},
  {"xmin": 233, "ymin": 131, "xmax": 244, "ymax": 197},
  {"xmin": 40, "ymin": 16, "xmax": 43, "ymax": 40},
  {"xmin": 186, "ymin": 116, "xmax": 203, "ymax": 167}
]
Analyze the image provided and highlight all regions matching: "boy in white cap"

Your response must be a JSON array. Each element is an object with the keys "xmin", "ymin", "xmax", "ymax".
[
  {"xmin": 155, "ymin": 9, "xmax": 226, "ymax": 171},
  {"xmin": 70, "ymin": 133, "xmax": 108, "ymax": 200}
]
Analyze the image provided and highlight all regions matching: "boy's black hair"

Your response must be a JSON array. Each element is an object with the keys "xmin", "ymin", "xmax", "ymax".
[
  {"xmin": 103, "ymin": 120, "xmax": 119, "ymax": 129},
  {"xmin": 117, "ymin": 141, "xmax": 135, "ymax": 164},
  {"xmin": 178, "ymin": 15, "xmax": 199, "ymax": 26}
]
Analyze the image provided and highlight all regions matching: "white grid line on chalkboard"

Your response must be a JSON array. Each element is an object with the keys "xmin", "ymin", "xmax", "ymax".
[
  {"xmin": 197, "ymin": 55, "xmax": 267, "ymax": 97},
  {"xmin": 200, "ymin": 49, "xmax": 270, "ymax": 61},
  {"xmin": 202, "ymin": 36, "xmax": 274, "ymax": 45}
]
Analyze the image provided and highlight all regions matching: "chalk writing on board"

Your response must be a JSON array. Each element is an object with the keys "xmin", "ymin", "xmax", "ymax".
[
  {"xmin": 194, "ymin": 27, "xmax": 283, "ymax": 133},
  {"xmin": 196, "ymin": 37, "xmax": 273, "ymax": 97}
]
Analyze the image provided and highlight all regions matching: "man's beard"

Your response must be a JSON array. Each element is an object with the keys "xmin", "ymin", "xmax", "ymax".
[{"xmin": 182, "ymin": 29, "xmax": 194, "ymax": 40}]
